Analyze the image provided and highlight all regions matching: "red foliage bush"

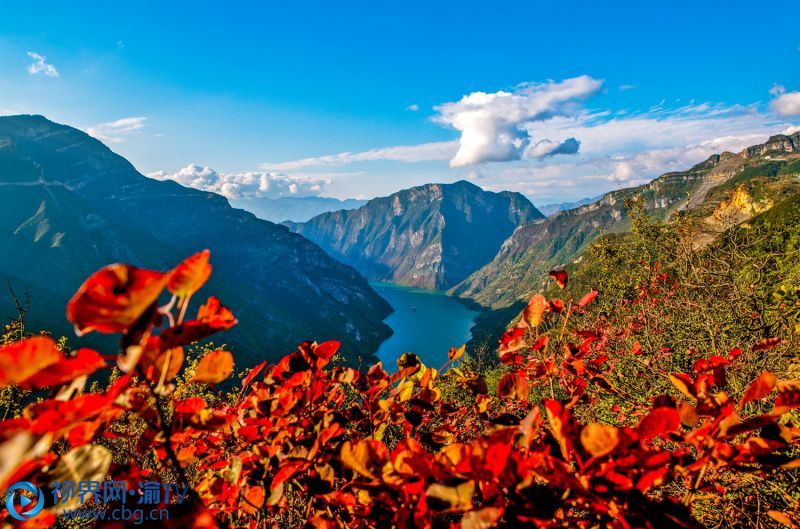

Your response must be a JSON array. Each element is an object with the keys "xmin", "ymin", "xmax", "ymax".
[{"xmin": 0, "ymin": 252, "xmax": 798, "ymax": 528}]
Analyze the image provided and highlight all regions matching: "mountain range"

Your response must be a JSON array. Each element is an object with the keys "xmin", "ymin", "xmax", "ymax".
[
  {"xmin": 0, "ymin": 115, "xmax": 391, "ymax": 365},
  {"xmin": 230, "ymin": 196, "xmax": 366, "ymax": 223},
  {"xmin": 287, "ymin": 181, "xmax": 544, "ymax": 290},
  {"xmin": 537, "ymin": 195, "xmax": 603, "ymax": 217},
  {"xmin": 453, "ymin": 132, "xmax": 800, "ymax": 309}
]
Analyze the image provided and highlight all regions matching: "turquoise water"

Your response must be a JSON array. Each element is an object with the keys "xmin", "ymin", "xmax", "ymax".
[{"xmin": 372, "ymin": 282, "xmax": 480, "ymax": 370}]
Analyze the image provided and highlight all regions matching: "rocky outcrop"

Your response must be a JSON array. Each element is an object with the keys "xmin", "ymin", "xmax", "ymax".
[
  {"xmin": 743, "ymin": 132, "xmax": 799, "ymax": 158},
  {"xmin": 288, "ymin": 181, "xmax": 543, "ymax": 290}
]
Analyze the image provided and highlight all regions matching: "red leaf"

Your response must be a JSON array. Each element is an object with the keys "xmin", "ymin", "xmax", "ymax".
[
  {"xmin": 241, "ymin": 361, "xmax": 266, "ymax": 390},
  {"xmin": 314, "ymin": 340, "xmax": 341, "ymax": 363},
  {"xmin": 637, "ymin": 407, "xmax": 680, "ymax": 441},
  {"xmin": 67, "ymin": 264, "xmax": 169, "ymax": 335},
  {"xmin": 752, "ymin": 337, "xmax": 784, "ymax": 351},
  {"xmin": 168, "ymin": 250, "xmax": 212, "ymax": 298},
  {"xmin": 498, "ymin": 327, "xmax": 527, "ymax": 355},
  {"xmin": 497, "ymin": 372, "xmax": 529, "ymax": 400},
  {"xmin": 548, "ymin": 269, "xmax": 568, "ymax": 289},
  {"xmin": 160, "ymin": 296, "xmax": 238, "ymax": 348},
  {"xmin": 549, "ymin": 299, "xmax": 566, "ymax": 313},
  {"xmin": 22, "ymin": 348, "xmax": 106, "ymax": 389},
  {"xmin": 576, "ymin": 289, "xmax": 599, "ymax": 308},
  {"xmin": 0, "ymin": 336, "xmax": 61, "ymax": 387},
  {"xmin": 740, "ymin": 371, "xmax": 778, "ymax": 408}
]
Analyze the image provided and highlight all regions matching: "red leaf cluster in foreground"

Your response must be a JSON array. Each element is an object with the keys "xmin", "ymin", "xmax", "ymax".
[{"xmin": 1, "ymin": 252, "xmax": 798, "ymax": 528}]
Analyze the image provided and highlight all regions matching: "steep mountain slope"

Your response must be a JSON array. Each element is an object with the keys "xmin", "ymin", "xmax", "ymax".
[
  {"xmin": 0, "ymin": 115, "xmax": 392, "ymax": 365},
  {"xmin": 455, "ymin": 132, "xmax": 800, "ymax": 308},
  {"xmin": 287, "ymin": 181, "xmax": 544, "ymax": 290},
  {"xmin": 229, "ymin": 196, "xmax": 366, "ymax": 223}
]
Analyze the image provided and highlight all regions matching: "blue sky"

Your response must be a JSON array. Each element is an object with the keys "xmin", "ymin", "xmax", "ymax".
[{"xmin": 1, "ymin": 0, "xmax": 798, "ymax": 204}]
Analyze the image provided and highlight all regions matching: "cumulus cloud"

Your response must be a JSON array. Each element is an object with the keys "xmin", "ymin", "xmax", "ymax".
[
  {"xmin": 27, "ymin": 52, "xmax": 59, "ymax": 77},
  {"xmin": 147, "ymin": 164, "xmax": 331, "ymax": 199},
  {"xmin": 262, "ymin": 141, "xmax": 458, "ymax": 171},
  {"xmin": 86, "ymin": 117, "xmax": 147, "ymax": 144},
  {"xmin": 406, "ymin": 104, "xmax": 419, "ymax": 111},
  {"xmin": 771, "ymin": 90, "xmax": 800, "ymax": 116},
  {"xmin": 432, "ymin": 75, "xmax": 603, "ymax": 167}
]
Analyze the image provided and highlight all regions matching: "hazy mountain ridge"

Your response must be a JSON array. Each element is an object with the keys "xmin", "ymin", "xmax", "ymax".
[
  {"xmin": 454, "ymin": 132, "xmax": 800, "ymax": 308},
  {"xmin": 537, "ymin": 195, "xmax": 602, "ymax": 216},
  {"xmin": 0, "ymin": 115, "xmax": 392, "ymax": 365},
  {"xmin": 230, "ymin": 196, "xmax": 367, "ymax": 223},
  {"xmin": 288, "ymin": 180, "xmax": 544, "ymax": 290}
]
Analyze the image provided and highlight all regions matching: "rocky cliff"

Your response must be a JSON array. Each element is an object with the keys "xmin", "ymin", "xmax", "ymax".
[{"xmin": 288, "ymin": 181, "xmax": 544, "ymax": 290}]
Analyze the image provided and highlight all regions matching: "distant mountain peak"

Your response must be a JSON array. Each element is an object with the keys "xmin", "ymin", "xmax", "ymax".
[{"xmin": 288, "ymin": 180, "xmax": 544, "ymax": 290}]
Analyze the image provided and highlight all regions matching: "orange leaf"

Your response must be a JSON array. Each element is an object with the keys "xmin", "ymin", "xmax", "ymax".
[
  {"xmin": 139, "ymin": 337, "xmax": 184, "ymax": 382},
  {"xmin": 580, "ymin": 423, "xmax": 619, "ymax": 458},
  {"xmin": 240, "ymin": 485, "xmax": 265, "ymax": 516},
  {"xmin": 67, "ymin": 264, "xmax": 168, "ymax": 335},
  {"xmin": 0, "ymin": 336, "xmax": 62, "ymax": 387},
  {"xmin": 448, "ymin": 344, "xmax": 466, "ymax": 362},
  {"xmin": 22, "ymin": 348, "xmax": 106, "ymax": 389},
  {"xmin": 740, "ymin": 371, "xmax": 778, "ymax": 408},
  {"xmin": 521, "ymin": 293, "xmax": 549, "ymax": 328},
  {"xmin": 576, "ymin": 289, "xmax": 598, "ymax": 308},
  {"xmin": 340, "ymin": 440, "xmax": 388, "ymax": 480},
  {"xmin": 191, "ymin": 350, "xmax": 234, "ymax": 384},
  {"xmin": 168, "ymin": 250, "xmax": 212, "ymax": 298},
  {"xmin": 669, "ymin": 373, "xmax": 695, "ymax": 400}
]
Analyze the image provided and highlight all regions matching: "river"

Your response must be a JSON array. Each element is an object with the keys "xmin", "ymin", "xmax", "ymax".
[{"xmin": 372, "ymin": 282, "xmax": 480, "ymax": 370}]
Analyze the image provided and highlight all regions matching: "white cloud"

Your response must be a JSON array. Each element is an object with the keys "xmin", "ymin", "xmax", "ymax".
[
  {"xmin": 147, "ymin": 164, "xmax": 332, "ymax": 199},
  {"xmin": 771, "ymin": 90, "xmax": 800, "ymax": 116},
  {"xmin": 86, "ymin": 117, "xmax": 147, "ymax": 144},
  {"xmin": 478, "ymin": 102, "xmax": 794, "ymax": 202},
  {"xmin": 252, "ymin": 77, "xmax": 798, "ymax": 204},
  {"xmin": 619, "ymin": 84, "xmax": 637, "ymax": 92},
  {"xmin": 406, "ymin": 104, "xmax": 419, "ymax": 111},
  {"xmin": 262, "ymin": 141, "xmax": 458, "ymax": 171},
  {"xmin": 432, "ymin": 75, "xmax": 603, "ymax": 167},
  {"xmin": 26, "ymin": 52, "xmax": 59, "ymax": 77}
]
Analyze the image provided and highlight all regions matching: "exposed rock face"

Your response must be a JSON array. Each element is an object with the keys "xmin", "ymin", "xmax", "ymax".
[
  {"xmin": 288, "ymin": 181, "xmax": 544, "ymax": 290},
  {"xmin": 0, "ymin": 115, "xmax": 392, "ymax": 365},
  {"xmin": 454, "ymin": 132, "xmax": 800, "ymax": 309},
  {"xmin": 743, "ymin": 133, "xmax": 799, "ymax": 158}
]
